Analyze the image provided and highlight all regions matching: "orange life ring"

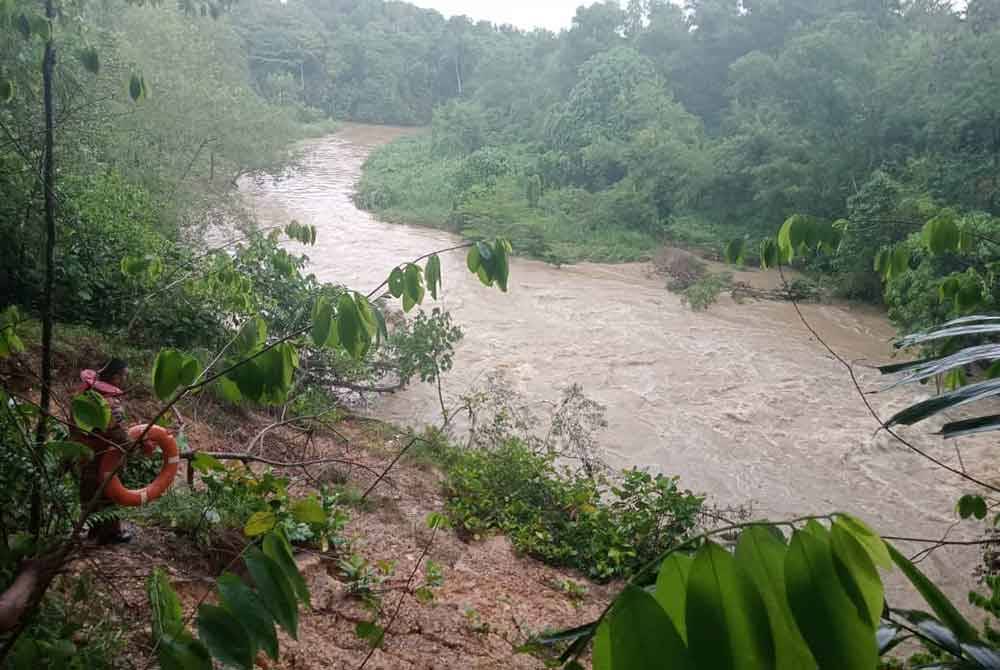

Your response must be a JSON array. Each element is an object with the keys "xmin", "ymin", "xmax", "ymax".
[{"xmin": 98, "ymin": 424, "xmax": 179, "ymax": 507}]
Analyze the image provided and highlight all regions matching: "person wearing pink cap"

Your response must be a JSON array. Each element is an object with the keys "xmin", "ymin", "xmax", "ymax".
[{"xmin": 75, "ymin": 359, "xmax": 135, "ymax": 544}]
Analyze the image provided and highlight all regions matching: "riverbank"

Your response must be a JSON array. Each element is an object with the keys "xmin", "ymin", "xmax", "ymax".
[{"xmin": 247, "ymin": 124, "xmax": 991, "ymax": 620}]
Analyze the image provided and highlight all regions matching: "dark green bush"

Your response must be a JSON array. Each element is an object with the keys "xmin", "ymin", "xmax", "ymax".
[{"xmin": 442, "ymin": 439, "xmax": 703, "ymax": 581}]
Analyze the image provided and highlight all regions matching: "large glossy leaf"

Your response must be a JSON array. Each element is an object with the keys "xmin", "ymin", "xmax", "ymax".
[
  {"xmin": 888, "ymin": 544, "xmax": 978, "ymax": 643},
  {"xmin": 686, "ymin": 542, "xmax": 774, "ymax": 669},
  {"xmin": 892, "ymin": 609, "xmax": 962, "ymax": 656},
  {"xmin": 148, "ymin": 568, "xmax": 184, "ymax": 640},
  {"xmin": 311, "ymin": 297, "xmax": 333, "ymax": 347},
  {"xmin": 879, "ymin": 344, "xmax": 1000, "ymax": 391},
  {"xmin": 388, "ymin": 267, "xmax": 405, "ymax": 298},
  {"xmin": 354, "ymin": 294, "xmax": 377, "ymax": 341},
  {"xmin": 939, "ymin": 414, "xmax": 1000, "ymax": 439},
  {"xmin": 760, "ymin": 239, "xmax": 779, "ymax": 269},
  {"xmin": 830, "ymin": 522, "xmax": 884, "ymax": 626},
  {"xmin": 425, "ymin": 254, "xmax": 442, "ymax": 300},
  {"xmin": 895, "ymin": 323, "xmax": 1000, "ymax": 349},
  {"xmin": 924, "ymin": 214, "xmax": 960, "ymax": 255},
  {"xmin": 494, "ymin": 238, "xmax": 511, "ymax": 292},
  {"xmin": 403, "ymin": 263, "xmax": 425, "ymax": 312},
  {"xmin": 835, "ymin": 514, "xmax": 892, "ymax": 569},
  {"xmin": 158, "ymin": 632, "xmax": 212, "ymax": 670},
  {"xmin": 724, "ymin": 239, "xmax": 745, "ymax": 265},
  {"xmin": 234, "ymin": 317, "xmax": 266, "ymax": 355},
  {"xmin": 785, "ymin": 530, "xmax": 877, "ymax": 670},
  {"xmin": 336, "ymin": 293, "xmax": 362, "ymax": 358},
  {"xmin": 217, "ymin": 573, "xmax": 279, "ymax": 660},
  {"xmin": 876, "ymin": 624, "xmax": 907, "ymax": 655},
  {"xmin": 885, "ymin": 378, "xmax": 1000, "ymax": 427},
  {"xmin": 244, "ymin": 510, "xmax": 276, "ymax": 537},
  {"xmin": 593, "ymin": 585, "xmax": 690, "ymax": 670},
  {"xmin": 291, "ymin": 498, "xmax": 326, "ymax": 524},
  {"xmin": 654, "ymin": 553, "xmax": 692, "ymax": 641},
  {"xmin": 72, "ymin": 391, "xmax": 111, "ymax": 432},
  {"xmin": 197, "ymin": 604, "xmax": 254, "ymax": 670},
  {"xmin": 152, "ymin": 349, "xmax": 187, "ymax": 400},
  {"xmin": 263, "ymin": 532, "xmax": 309, "ymax": 607},
  {"xmin": 735, "ymin": 527, "xmax": 815, "ymax": 670},
  {"xmin": 244, "ymin": 547, "xmax": 298, "ymax": 638}
]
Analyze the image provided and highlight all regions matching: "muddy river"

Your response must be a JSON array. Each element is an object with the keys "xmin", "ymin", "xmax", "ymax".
[{"xmin": 248, "ymin": 123, "xmax": 995, "ymax": 607}]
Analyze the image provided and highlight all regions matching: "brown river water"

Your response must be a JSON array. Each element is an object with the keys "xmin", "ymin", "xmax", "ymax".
[{"xmin": 248, "ymin": 123, "xmax": 996, "ymax": 609}]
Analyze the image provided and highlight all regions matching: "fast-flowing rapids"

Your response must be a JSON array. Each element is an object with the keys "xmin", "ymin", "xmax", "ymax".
[{"xmin": 248, "ymin": 123, "xmax": 995, "ymax": 607}]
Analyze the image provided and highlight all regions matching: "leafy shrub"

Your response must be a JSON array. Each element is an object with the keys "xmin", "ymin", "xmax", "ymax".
[
  {"xmin": 679, "ymin": 272, "xmax": 733, "ymax": 311},
  {"xmin": 134, "ymin": 463, "xmax": 349, "ymax": 552},
  {"xmin": 442, "ymin": 438, "xmax": 703, "ymax": 581}
]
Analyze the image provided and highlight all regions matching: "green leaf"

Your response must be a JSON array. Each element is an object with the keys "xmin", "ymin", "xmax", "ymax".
[
  {"xmin": 425, "ymin": 254, "xmax": 442, "ymax": 300},
  {"xmin": 653, "ymin": 553, "xmax": 692, "ymax": 641},
  {"xmin": 724, "ymin": 239, "xmax": 745, "ymax": 265},
  {"xmin": 885, "ymin": 377, "xmax": 1000, "ymax": 428},
  {"xmin": 234, "ymin": 317, "xmax": 266, "ymax": 355},
  {"xmin": 72, "ymin": 390, "xmax": 111, "ymax": 432},
  {"xmin": 152, "ymin": 349, "xmax": 192, "ymax": 401},
  {"xmin": 493, "ymin": 239, "xmax": 511, "ymax": 292},
  {"xmin": 47, "ymin": 440, "xmax": 93, "ymax": 462},
  {"xmin": 311, "ymin": 297, "xmax": 333, "ymax": 347},
  {"xmin": 686, "ymin": 541, "xmax": 774, "ymax": 669},
  {"xmin": 592, "ymin": 619, "xmax": 611, "ymax": 670},
  {"xmin": 291, "ymin": 498, "xmax": 326, "ymax": 524},
  {"xmin": 158, "ymin": 632, "xmax": 212, "ymax": 670},
  {"xmin": 426, "ymin": 511, "xmax": 449, "ymax": 529},
  {"xmin": 888, "ymin": 542, "xmax": 979, "ymax": 643},
  {"xmin": 595, "ymin": 585, "xmax": 690, "ymax": 670},
  {"xmin": 197, "ymin": 604, "xmax": 254, "ymax": 670},
  {"xmin": 148, "ymin": 568, "xmax": 184, "ymax": 640},
  {"xmin": 403, "ymin": 264, "xmax": 425, "ymax": 312},
  {"xmin": 760, "ymin": 239, "xmax": 779, "ymax": 270},
  {"xmin": 263, "ymin": 532, "xmax": 309, "ymax": 607},
  {"xmin": 957, "ymin": 494, "xmax": 989, "ymax": 520},
  {"xmin": 0, "ymin": 79, "xmax": 13, "ymax": 104},
  {"xmin": 734, "ymin": 527, "xmax": 814, "ymax": 670},
  {"xmin": 830, "ymin": 522, "xmax": 884, "ymax": 627},
  {"xmin": 388, "ymin": 267, "xmax": 405, "ymax": 298},
  {"xmin": 777, "ymin": 215, "xmax": 815, "ymax": 261},
  {"xmin": 244, "ymin": 547, "xmax": 298, "ymax": 638},
  {"xmin": 889, "ymin": 245, "xmax": 910, "ymax": 279},
  {"xmin": 785, "ymin": 530, "xmax": 877, "ymax": 670},
  {"xmin": 336, "ymin": 293, "xmax": 365, "ymax": 359},
  {"xmin": 78, "ymin": 47, "xmax": 100, "ymax": 74},
  {"xmin": 466, "ymin": 245, "xmax": 481, "ymax": 274},
  {"xmin": 923, "ymin": 213, "xmax": 960, "ymax": 255},
  {"xmin": 355, "ymin": 621, "xmax": 384, "ymax": 648},
  {"xmin": 835, "ymin": 514, "xmax": 892, "ymax": 569},
  {"xmin": 191, "ymin": 452, "xmax": 224, "ymax": 472},
  {"xmin": 354, "ymin": 293, "xmax": 377, "ymax": 340},
  {"xmin": 244, "ymin": 510, "xmax": 277, "ymax": 537},
  {"xmin": 217, "ymin": 573, "xmax": 279, "ymax": 661}
]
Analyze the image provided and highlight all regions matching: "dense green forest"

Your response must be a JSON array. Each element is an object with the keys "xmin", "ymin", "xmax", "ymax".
[
  {"xmin": 346, "ymin": 0, "xmax": 1000, "ymax": 330},
  {"xmin": 6, "ymin": 0, "xmax": 1000, "ymax": 668}
]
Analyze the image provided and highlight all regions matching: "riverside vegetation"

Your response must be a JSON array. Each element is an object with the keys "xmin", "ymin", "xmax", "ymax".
[{"xmin": 4, "ymin": 0, "xmax": 1000, "ymax": 668}]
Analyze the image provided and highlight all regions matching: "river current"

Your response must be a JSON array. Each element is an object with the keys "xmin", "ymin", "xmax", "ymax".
[{"xmin": 248, "ymin": 123, "xmax": 995, "ymax": 607}]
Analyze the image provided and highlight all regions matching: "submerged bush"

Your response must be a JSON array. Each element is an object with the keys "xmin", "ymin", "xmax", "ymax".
[{"xmin": 442, "ymin": 438, "xmax": 703, "ymax": 581}]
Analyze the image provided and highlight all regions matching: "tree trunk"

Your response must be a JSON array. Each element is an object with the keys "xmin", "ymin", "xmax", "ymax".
[{"xmin": 30, "ymin": 0, "xmax": 57, "ymax": 539}]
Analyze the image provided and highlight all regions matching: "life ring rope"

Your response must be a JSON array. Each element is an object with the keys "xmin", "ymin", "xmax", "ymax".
[{"xmin": 98, "ymin": 424, "xmax": 180, "ymax": 507}]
